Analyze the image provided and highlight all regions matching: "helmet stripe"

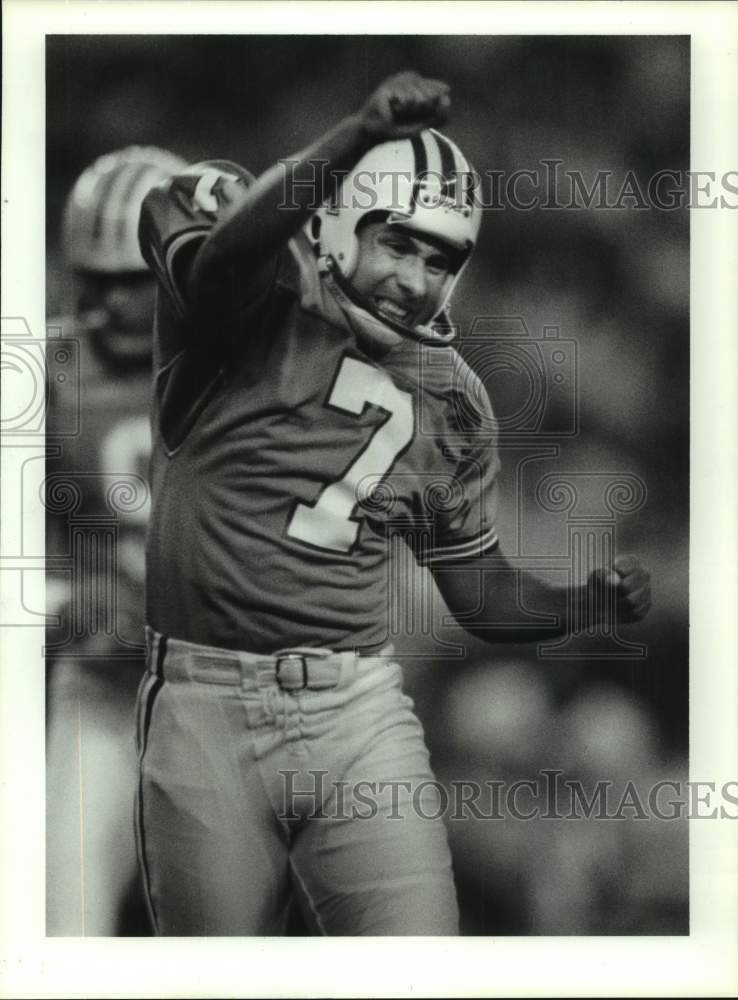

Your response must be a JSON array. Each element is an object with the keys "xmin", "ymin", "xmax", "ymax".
[
  {"xmin": 91, "ymin": 165, "xmax": 125, "ymax": 241},
  {"xmin": 440, "ymin": 131, "xmax": 471, "ymax": 174},
  {"xmin": 432, "ymin": 130, "xmax": 457, "ymax": 199},
  {"xmin": 409, "ymin": 135, "xmax": 428, "ymax": 215},
  {"xmin": 114, "ymin": 164, "xmax": 156, "ymax": 243},
  {"xmin": 434, "ymin": 130, "xmax": 475, "ymax": 208},
  {"xmin": 92, "ymin": 162, "xmax": 148, "ymax": 246},
  {"xmin": 421, "ymin": 129, "xmax": 443, "ymax": 179}
]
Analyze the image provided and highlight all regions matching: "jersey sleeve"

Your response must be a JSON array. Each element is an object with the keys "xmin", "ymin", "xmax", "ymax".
[
  {"xmin": 410, "ymin": 366, "xmax": 501, "ymax": 566},
  {"xmin": 138, "ymin": 160, "xmax": 254, "ymax": 318},
  {"xmin": 415, "ymin": 450, "xmax": 500, "ymax": 565}
]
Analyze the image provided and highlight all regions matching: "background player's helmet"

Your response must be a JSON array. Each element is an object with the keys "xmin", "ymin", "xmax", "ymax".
[
  {"xmin": 61, "ymin": 146, "xmax": 187, "ymax": 370},
  {"xmin": 63, "ymin": 146, "xmax": 188, "ymax": 273},
  {"xmin": 308, "ymin": 129, "xmax": 481, "ymax": 337}
]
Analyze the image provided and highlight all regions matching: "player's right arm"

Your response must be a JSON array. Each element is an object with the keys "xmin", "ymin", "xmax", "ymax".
[{"xmin": 184, "ymin": 72, "xmax": 450, "ymax": 312}]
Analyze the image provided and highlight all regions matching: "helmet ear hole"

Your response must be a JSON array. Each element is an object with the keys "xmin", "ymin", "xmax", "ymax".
[{"xmin": 310, "ymin": 215, "xmax": 321, "ymax": 241}]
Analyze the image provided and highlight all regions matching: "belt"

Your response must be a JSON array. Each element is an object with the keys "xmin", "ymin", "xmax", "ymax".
[{"xmin": 145, "ymin": 627, "xmax": 390, "ymax": 692}]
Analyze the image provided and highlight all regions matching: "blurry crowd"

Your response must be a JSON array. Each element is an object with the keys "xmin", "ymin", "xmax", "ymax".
[
  {"xmin": 416, "ymin": 658, "xmax": 688, "ymax": 934},
  {"xmin": 45, "ymin": 35, "xmax": 689, "ymax": 935}
]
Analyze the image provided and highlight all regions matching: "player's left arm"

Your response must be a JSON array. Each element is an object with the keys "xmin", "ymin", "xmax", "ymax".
[
  {"xmin": 431, "ymin": 550, "xmax": 652, "ymax": 644},
  {"xmin": 424, "ymin": 363, "xmax": 650, "ymax": 642}
]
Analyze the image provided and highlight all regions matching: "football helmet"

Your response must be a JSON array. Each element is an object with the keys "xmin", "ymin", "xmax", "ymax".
[
  {"xmin": 307, "ymin": 128, "xmax": 481, "ymax": 338},
  {"xmin": 63, "ymin": 146, "xmax": 188, "ymax": 273}
]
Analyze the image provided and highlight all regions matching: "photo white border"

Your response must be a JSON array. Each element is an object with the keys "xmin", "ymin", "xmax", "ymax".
[{"xmin": 2, "ymin": 1, "xmax": 736, "ymax": 996}]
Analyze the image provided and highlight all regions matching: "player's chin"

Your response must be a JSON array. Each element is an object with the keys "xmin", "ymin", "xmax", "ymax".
[{"xmin": 98, "ymin": 330, "xmax": 152, "ymax": 359}]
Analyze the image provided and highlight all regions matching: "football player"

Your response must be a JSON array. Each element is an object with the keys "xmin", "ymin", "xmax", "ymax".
[
  {"xmin": 135, "ymin": 72, "xmax": 651, "ymax": 935},
  {"xmin": 46, "ymin": 146, "xmax": 186, "ymax": 935}
]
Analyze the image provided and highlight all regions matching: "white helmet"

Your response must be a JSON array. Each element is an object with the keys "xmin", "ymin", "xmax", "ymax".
[
  {"xmin": 63, "ymin": 146, "xmax": 188, "ymax": 272},
  {"xmin": 307, "ymin": 128, "xmax": 481, "ymax": 338}
]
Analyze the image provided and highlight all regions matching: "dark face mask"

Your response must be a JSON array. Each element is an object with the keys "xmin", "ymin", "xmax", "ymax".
[{"xmin": 75, "ymin": 271, "xmax": 156, "ymax": 372}]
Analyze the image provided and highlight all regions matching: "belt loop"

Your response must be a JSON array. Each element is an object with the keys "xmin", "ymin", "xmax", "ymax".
[
  {"xmin": 341, "ymin": 649, "xmax": 357, "ymax": 688},
  {"xmin": 144, "ymin": 625, "xmax": 155, "ymax": 662},
  {"xmin": 243, "ymin": 656, "xmax": 270, "ymax": 692}
]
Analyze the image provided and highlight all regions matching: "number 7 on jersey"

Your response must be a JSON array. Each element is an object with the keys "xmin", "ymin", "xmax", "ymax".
[{"xmin": 287, "ymin": 356, "xmax": 414, "ymax": 553}]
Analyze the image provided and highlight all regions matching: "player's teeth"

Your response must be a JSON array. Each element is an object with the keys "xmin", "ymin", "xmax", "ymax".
[{"xmin": 377, "ymin": 299, "xmax": 409, "ymax": 320}]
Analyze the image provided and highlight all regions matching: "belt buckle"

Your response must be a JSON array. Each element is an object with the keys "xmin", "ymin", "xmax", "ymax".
[{"xmin": 275, "ymin": 653, "xmax": 308, "ymax": 691}]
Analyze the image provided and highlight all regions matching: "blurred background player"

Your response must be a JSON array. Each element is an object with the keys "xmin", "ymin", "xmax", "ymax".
[{"xmin": 45, "ymin": 146, "xmax": 187, "ymax": 935}]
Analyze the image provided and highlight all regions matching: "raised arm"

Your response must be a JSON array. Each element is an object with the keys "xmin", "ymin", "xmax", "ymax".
[{"xmin": 188, "ymin": 72, "xmax": 451, "ymax": 306}]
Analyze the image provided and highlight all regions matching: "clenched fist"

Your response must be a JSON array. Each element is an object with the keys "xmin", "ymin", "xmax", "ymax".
[
  {"xmin": 359, "ymin": 71, "xmax": 450, "ymax": 141},
  {"xmin": 589, "ymin": 555, "xmax": 652, "ymax": 624}
]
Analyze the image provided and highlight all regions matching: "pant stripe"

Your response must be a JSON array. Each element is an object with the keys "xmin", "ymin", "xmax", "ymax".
[
  {"xmin": 288, "ymin": 857, "xmax": 326, "ymax": 936},
  {"xmin": 135, "ymin": 663, "xmax": 165, "ymax": 934}
]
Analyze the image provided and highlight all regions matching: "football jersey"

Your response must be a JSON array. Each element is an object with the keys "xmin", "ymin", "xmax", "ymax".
[{"xmin": 139, "ymin": 163, "xmax": 501, "ymax": 653}]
